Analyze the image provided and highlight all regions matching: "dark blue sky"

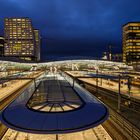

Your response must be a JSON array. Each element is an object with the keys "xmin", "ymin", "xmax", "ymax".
[{"xmin": 0, "ymin": 0, "xmax": 140, "ymax": 60}]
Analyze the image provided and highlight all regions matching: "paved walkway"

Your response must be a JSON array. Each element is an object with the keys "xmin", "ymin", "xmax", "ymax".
[{"xmin": 2, "ymin": 125, "xmax": 112, "ymax": 140}]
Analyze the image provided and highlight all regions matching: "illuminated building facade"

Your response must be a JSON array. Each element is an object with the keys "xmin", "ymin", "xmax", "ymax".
[
  {"xmin": 34, "ymin": 29, "xmax": 40, "ymax": 61},
  {"xmin": 4, "ymin": 18, "xmax": 39, "ymax": 61},
  {"xmin": 123, "ymin": 22, "xmax": 140, "ymax": 66},
  {"xmin": 0, "ymin": 36, "xmax": 4, "ymax": 57}
]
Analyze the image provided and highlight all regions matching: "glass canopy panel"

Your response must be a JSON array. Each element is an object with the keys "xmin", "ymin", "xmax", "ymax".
[{"xmin": 27, "ymin": 74, "xmax": 83, "ymax": 112}]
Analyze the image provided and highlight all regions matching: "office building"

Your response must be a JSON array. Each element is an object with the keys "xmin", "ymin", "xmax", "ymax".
[
  {"xmin": 4, "ymin": 17, "xmax": 40, "ymax": 61},
  {"xmin": 123, "ymin": 22, "xmax": 140, "ymax": 66},
  {"xmin": 0, "ymin": 36, "xmax": 4, "ymax": 57}
]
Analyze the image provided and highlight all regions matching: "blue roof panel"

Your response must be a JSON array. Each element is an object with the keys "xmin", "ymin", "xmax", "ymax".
[{"xmin": 0, "ymin": 74, "xmax": 109, "ymax": 134}]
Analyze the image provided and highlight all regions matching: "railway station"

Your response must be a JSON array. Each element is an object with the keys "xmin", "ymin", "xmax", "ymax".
[{"xmin": 0, "ymin": 60, "xmax": 140, "ymax": 140}]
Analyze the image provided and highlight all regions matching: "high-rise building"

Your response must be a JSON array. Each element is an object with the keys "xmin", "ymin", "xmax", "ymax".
[
  {"xmin": 0, "ymin": 36, "xmax": 4, "ymax": 57},
  {"xmin": 34, "ymin": 29, "xmax": 41, "ymax": 61},
  {"xmin": 123, "ymin": 22, "xmax": 140, "ymax": 66},
  {"xmin": 4, "ymin": 17, "xmax": 40, "ymax": 61}
]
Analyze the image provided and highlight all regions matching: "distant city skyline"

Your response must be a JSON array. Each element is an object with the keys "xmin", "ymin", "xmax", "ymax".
[{"xmin": 0, "ymin": 0, "xmax": 140, "ymax": 60}]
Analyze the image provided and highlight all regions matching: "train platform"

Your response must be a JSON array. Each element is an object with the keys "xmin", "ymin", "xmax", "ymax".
[
  {"xmin": 66, "ymin": 71, "xmax": 140, "ymax": 100},
  {"xmin": 0, "ymin": 80, "xmax": 30, "ymax": 102},
  {"xmin": 2, "ymin": 125, "xmax": 112, "ymax": 140},
  {"xmin": 0, "ymin": 71, "xmax": 43, "ymax": 102}
]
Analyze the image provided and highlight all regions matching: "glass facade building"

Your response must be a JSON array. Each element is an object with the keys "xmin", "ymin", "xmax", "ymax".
[
  {"xmin": 4, "ymin": 18, "xmax": 40, "ymax": 61},
  {"xmin": 123, "ymin": 22, "xmax": 140, "ymax": 66}
]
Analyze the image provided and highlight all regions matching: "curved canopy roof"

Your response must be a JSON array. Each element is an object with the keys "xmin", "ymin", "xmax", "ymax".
[{"xmin": 0, "ymin": 73, "xmax": 108, "ymax": 134}]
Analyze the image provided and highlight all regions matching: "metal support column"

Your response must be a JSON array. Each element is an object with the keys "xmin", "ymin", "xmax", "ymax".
[
  {"xmin": 56, "ymin": 134, "xmax": 58, "ymax": 140},
  {"xmin": 128, "ymin": 76, "xmax": 131, "ymax": 97},
  {"xmin": 127, "ymin": 76, "xmax": 131, "ymax": 107},
  {"xmin": 118, "ymin": 75, "xmax": 121, "ymax": 112},
  {"xmin": 96, "ymin": 69, "xmax": 98, "ymax": 93}
]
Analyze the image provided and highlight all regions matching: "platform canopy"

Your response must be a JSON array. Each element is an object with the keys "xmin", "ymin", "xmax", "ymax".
[{"xmin": 0, "ymin": 73, "xmax": 108, "ymax": 134}]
